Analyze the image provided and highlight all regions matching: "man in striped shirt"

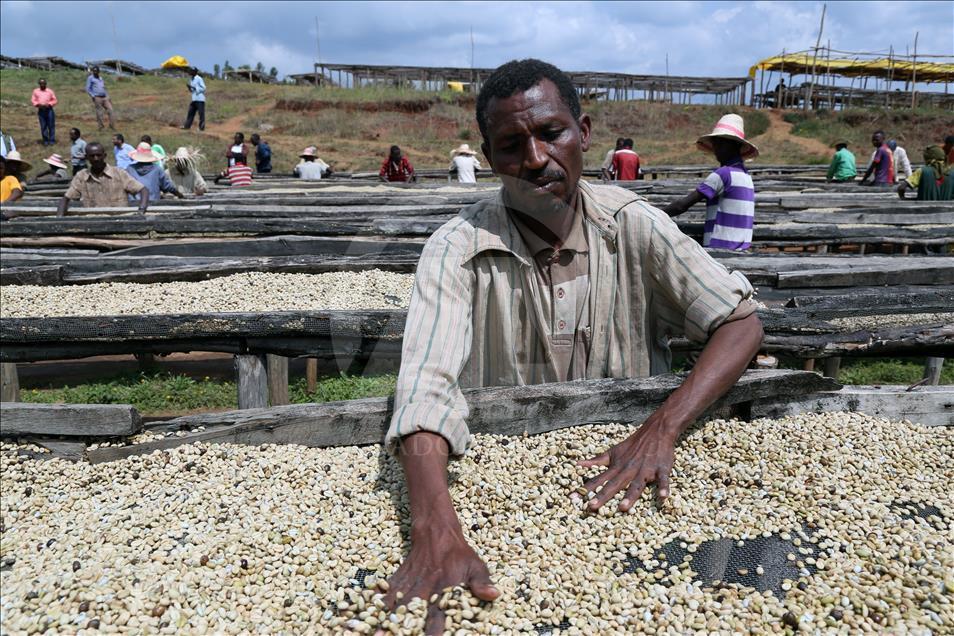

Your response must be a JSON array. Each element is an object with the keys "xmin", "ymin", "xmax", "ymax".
[
  {"xmin": 215, "ymin": 153, "xmax": 253, "ymax": 187},
  {"xmin": 664, "ymin": 114, "xmax": 757, "ymax": 251},
  {"xmin": 384, "ymin": 59, "xmax": 763, "ymax": 630}
]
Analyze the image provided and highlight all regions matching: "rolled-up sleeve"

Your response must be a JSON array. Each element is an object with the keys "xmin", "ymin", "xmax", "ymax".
[
  {"xmin": 385, "ymin": 218, "xmax": 476, "ymax": 456},
  {"xmin": 642, "ymin": 204, "xmax": 754, "ymax": 343}
]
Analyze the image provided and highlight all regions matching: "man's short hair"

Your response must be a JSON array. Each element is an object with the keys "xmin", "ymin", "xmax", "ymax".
[
  {"xmin": 873, "ymin": 130, "xmax": 885, "ymax": 137},
  {"xmin": 623, "ymin": 138, "xmax": 634, "ymax": 148},
  {"xmin": 71, "ymin": 127, "xmax": 81, "ymax": 137},
  {"xmin": 235, "ymin": 132, "xmax": 245, "ymax": 142},
  {"xmin": 114, "ymin": 133, "xmax": 124, "ymax": 143},
  {"xmin": 945, "ymin": 135, "xmax": 954, "ymax": 146},
  {"xmin": 140, "ymin": 135, "xmax": 152, "ymax": 144},
  {"xmin": 390, "ymin": 145, "xmax": 401, "ymax": 154},
  {"xmin": 476, "ymin": 58, "xmax": 581, "ymax": 140},
  {"xmin": 250, "ymin": 133, "xmax": 260, "ymax": 143},
  {"xmin": 87, "ymin": 142, "xmax": 104, "ymax": 153}
]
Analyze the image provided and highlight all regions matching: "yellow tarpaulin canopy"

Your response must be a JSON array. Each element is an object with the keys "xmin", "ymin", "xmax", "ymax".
[
  {"xmin": 749, "ymin": 54, "xmax": 954, "ymax": 84},
  {"xmin": 161, "ymin": 55, "xmax": 191, "ymax": 69}
]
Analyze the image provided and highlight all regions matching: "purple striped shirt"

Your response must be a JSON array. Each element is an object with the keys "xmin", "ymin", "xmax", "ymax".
[{"xmin": 696, "ymin": 159, "xmax": 755, "ymax": 251}]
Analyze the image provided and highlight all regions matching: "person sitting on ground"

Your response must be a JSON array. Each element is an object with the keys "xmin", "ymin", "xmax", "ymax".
[
  {"xmin": 601, "ymin": 137, "xmax": 624, "ymax": 181},
  {"xmin": 2, "ymin": 151, "xmax": 31, "ymax": 191},
  {"xmin": 379, "ymin": 145, "xmax": 414, "ymax": 182},
  {"xmin": 293, "ymin": 147, "xmax": 331, "ymax": 180},
  {"xmin": 215, "ymin": 153, "xmax": 253, "ymax": 187},
  {"xmin": 897, "ymin": 145, "xmax": 954, "ymax": 201},
  {"xmin": 859, "ymin": 131, "xmax": 894, "ymax": 186},
  {"xmin": 226, "ymin": 132, "xmax": 250, "ymax": 168},
  {"xmin": 382, "ymin": 59, "xmax": 762, "ymax": 630},
  {"xmin": 125, "ymin": 143, "xmax": 183, "ymax": 202},
  {"xmin": 166, "ymin": 147, "xmax": 207, "ymax": 196},
  {"xmin": 70, "ymin": 128, "xmax": 88, "ymax": 175},
  {"xmin": 58, "ymin": 142, "xmax": 148, "ymax": 215},
  {"xmin": 888, "ymin": 135, "xmax": 912, "ymax": 182},
  {"xmin": 113, "ymin": 134, "xmax": 135, "ymax": 170},
  {"xmin": 140, "ymin": 135, "xmax": 167, "ymax": 165},
  {"xmin": 0, "ymin": 156, "xmax": 25, "ymax": 205},
  {"xmin": 612, "ymin": 137, "xmax": 641, "ymax": 181},
  {"xmin": 664, "ymin": 114, "xmax": 757, "ymax": 251},
  {"xmin": 30, "ymin": 154, "xmax": 70, "ymax": 183},
  {"xmin": 250, "ymin": 134, "xmax": 272, "ymax": 173},
  {"xmin": 826, "ymin": 141, "xmax": 857, "ymax": 183},
  {"xmin": 448, "ymin": 143, "xmax": 482, "ymax": 183}
]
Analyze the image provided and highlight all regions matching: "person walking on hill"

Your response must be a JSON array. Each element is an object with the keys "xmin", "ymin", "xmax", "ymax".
[
  {"xmin": 166, "ymin": 147, "xmax": 207, "ymax": 196},
  {"xmin": 125, "ymin": 142, "xmax": 183, "ymax": 202},
  {"xmin": 58, "ymin": 142, "xmax": 148, "ymax": 214},
  {"xmin": 664, "ymin": 114, "xmax": 758, "ymax": 251},
  {"xmin": 826, "ymin": 141, "xmax": 857, "ymax": 182},
  {"xmin": 113, "ymin": 134, "xmax": 135, "ymax": 170},
  {"xmin": 859, "ymin": 131, "xmax": 894, "ymax": 186},
  {"xmin": 448, "ymin": 144, "xmax": 481, "ymax": 183},
  {"xmin": 601, "ymin": 137, "xmax": 624, "ymax": 181},
  {"xmin": 70, "ymin": 128, "xmax": 87, "ymax": 175},
  {"xmin": 86, "ymin": 66, "xmax": 115, "ymax": 131},
  {"xmin": 31, "ymin": 78, "xmax": 58, "ymax": 145},
  {"xmin": 226, "ymin": 132, "xmax": 250, "ymax": 168},
  {"xmin": 250, "ymin": 134, "xmax": 271, "ymax": 173},
  {"xmin": 897, "ymin": 146, "xmax": 954, "ymax": 201},
  {"xmin": 182, "ymin": 68, "xmax": 206, "ymax": 131},
  {"xmin": 294, "ymin": 147, "xmax": 331, "ymax": 180},
  {"xmin": 379, "ymin": 145, "xmax": 414, "ymax": 182},
  {"xmin": 888, "ymin": 136, "xmax": 911, "ymax": 182},
  {"xmin": 612, "ymin": 138, "xmax": 640, "ymax": 181}
]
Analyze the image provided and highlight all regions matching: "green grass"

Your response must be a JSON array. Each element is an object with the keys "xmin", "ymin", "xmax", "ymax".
[
  {"xmin": 778, "ymin": 358, "xmax": 953, "ymax": 385},
  {"xmin": 785, "ymin": 107, "xmax": 954, "ymax": 153},
  {"xmin": 20, "ymin": 371, "xmax": 397, "ymax": 414}
]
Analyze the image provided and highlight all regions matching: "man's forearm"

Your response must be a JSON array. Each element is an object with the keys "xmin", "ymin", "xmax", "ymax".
[
  {"xmin": 399, "ymin": 432, "xmax": 463, "ymax": 537},
  {"xmin": 654, "ymin": 313, "xmax": 763, "ymax": 439}
]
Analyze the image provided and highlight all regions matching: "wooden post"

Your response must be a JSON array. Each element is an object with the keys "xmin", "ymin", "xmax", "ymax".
[
  {"xmin": 923, "ymin": 357, "xmax": 944, "ymax": 385},
  {"xmin": 823, "ymin": 357, "xmax": 841, "ymax": 380},
  {"xmin": 0, "ymin": 363, "xmax": 20, "ymax": 402},
  {"xmin": 910, "ymin": 32, "xmax": 919, "ymax": 109},
  {"xmin": 306, "ymin": 358, "xmax": 318, "ymax": 394},
  {"xmin": 235, "ymin": 354, "xmax": 268, "ymax": 409},
  {"xmin": 802, "ymin": 359, "xmax": 816, "ymax": 372},
  {"xmin": 267, "ymin": 354, "xmax": 290, "ymax": 406}
]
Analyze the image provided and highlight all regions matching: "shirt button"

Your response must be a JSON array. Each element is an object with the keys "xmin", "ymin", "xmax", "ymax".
[
  {"xmin": 558, "ymin": 320, "xmax": 566, "ymax": 330},
  {"xmin": 557, "ymin": 288, "xmax": 565, "ymax": 299}
]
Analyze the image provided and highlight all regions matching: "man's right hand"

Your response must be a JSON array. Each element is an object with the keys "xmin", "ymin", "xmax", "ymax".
[{"xmin": 385, "ymin": 524, "xmax": 499, "ymax": 634}]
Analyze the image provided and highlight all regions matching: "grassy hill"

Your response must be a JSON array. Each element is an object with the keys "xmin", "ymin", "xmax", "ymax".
[{"xmin": 2, "ymin": 67, "xmax": 952, "ymax": 177}]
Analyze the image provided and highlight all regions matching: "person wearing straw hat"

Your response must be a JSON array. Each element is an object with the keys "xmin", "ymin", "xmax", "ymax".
[
  {"xmin": 1, "ymin": 150, "xmax": 31, "ymax": 189},
  {"xmin": 293, "ymin": 146, "xmax": 331, "ymax": 180},
  {"xmin": 58, "ymin": 142, "xmax": 148, "ymax": 215},
  {"xmin": 166, "ymin": 147, "xmax": 207, "ymax": 196},
  {"xmin": 826, "ymin": 141, "xmax": 857, "ymax": 183},
  {"xmin": 664, "ymin": 113, "xmax": 758, "ymax": 251},
  {"xmin": 448, "ymin": 143, "xmax": 482, "ymax": 183},
  {"xmin": 30, "ymin": 154, "xmax": 70, "ymax": 183},
  {"xmin": 0, "ymin": 156, "xmax": 26, "ymax": 204},
  {"xmin": 125, "ymin": 142, "xmax": 183, "ymax": 202}
]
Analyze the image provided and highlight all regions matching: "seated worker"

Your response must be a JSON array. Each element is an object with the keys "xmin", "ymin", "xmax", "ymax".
[
  {"xmin": 126, "ymin": 143, "xmax": 183, "ymax": 202},
  {"xmin": 897, "ymin": 145, "xmax": 954, "ymax": 201},
  {"xmin": 600, "ymin": 137, "xmax": 624, "ymax": 181},
  {"xmin": 612, "ymin": 137, "xmax": 640, "ymax": 181},
  {"xmin": 166, "ymin": 147, "xmax": 207, "ymax": 196},
  {"xmin": 382, "ymin": 59, "xmax": 763, "ymax": 632},
  {"xmin": 214, "ymin": 153, "xmax": 253, "ymax": 187},
  {"xmin": 58, "ymin": 142, "xmax": 148, "ymax": 215},
  {"xmin": 859, "ymin": 131, "xmax": 894, "ymax": 186},
  {"xmin": 663, "ymin": 114, "xmax": 758, "ymax": 251},
  {"xmin": 293, "ymin": 147, "xmax": 331, "ymax": 180},
  {"xmin": 448, "ymin": 143, "xmax": 482, "ymax": 183},
  {"xmin": 30, "ymin": 153, "xmax": 71, "ymax": 183},
  {"xmin": 826, "ymin": 141, "xmax": 857, "ymax": 182},
  {"xmin": 0, "ymin": 156, "xmax": 25, "ymax": 205},
  {"xmin": 379, "ymin": 145, "xmax": 414, "ymax": 182}
]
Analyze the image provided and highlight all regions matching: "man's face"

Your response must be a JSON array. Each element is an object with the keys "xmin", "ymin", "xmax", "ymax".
[
  {"xmin": 87, "ymin": 145, "xmax": 107, "ymax": 172},
  {"xmin": 70, "ymin": 130, "xmax": 79, "ymax": 141},
  {"xmin": 234, "ymin": 134, "xmax": 242, "ymax": 145},
  {"xmin": 38, "ymin": 79, "xmax": 47, "ymax": 90},
  {"xmin": 871, "ymin": 133, "xmax": 883, "ymax": 148},
  {"xmin": 93, "ymin": 67, "xmax": 100, "ymax": 77},
  {"xmin": 481, "ymin": 79, "xmax": 590, "ymax": 211},
  {"xmin": 113, "ymin": 136, "xmax": 122, "ymax": 148}
]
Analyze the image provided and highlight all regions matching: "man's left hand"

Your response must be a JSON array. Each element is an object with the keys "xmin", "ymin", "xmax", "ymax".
[{"xmin": 577, "ymin": 415, "xmax": 677, "ymax": 513}]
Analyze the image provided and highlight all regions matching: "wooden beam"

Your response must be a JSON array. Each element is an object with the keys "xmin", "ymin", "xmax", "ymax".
[
  {"xmin": 267, "ymin": 354, "xmax": 290, "ymax": 406},
  {"xmin": 0, "ymin": 403, "xmax": 141, "ymax": 437},
  {"xmin": 236, "ymin": 354, "xmax": 268, "ymax": 409},
  {"xmin": 306, "ymin": 358, "xmax": 318, "ymax": 393},
  {"xmin": 923, "ymin": 357, "xmax": 944, "ymax": 386},
  {"xmin": 86, "ymin": 370, "xmax": 839, "ymax": 463},
  {"xmin": 0, "ymin": 363, "xmax": 19, "ymax": 402},
  {"xmin": 823, "ymin": 357, "xmax": 842, "ymax": 380}
]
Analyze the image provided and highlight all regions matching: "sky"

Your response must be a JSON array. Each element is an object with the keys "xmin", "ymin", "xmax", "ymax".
[{"xmin": 1, "ymin": 1, "xmax": 951, "ymax": 81}]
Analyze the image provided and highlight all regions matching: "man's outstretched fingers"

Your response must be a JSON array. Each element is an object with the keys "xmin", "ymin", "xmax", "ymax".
[
  {"xmin": 619, "ymin": 476, "xmax": 649, "ymax": 512},
  {"xmin": 588, "ymin": 469, "xmax": 635, "ymax": 510},
  {"xmin": 656, "ymin": 471, "xmax": 672, "ymax": 502},
  {"xmin": 424, "ymin": 604, "xmax": 447, "ymax": 636},
  {"xmin": 582, "ymin": 467, "xmax": 615, "ymax": 495},
  {"xmin": 578, "ymin": 451, "xmax": 610, "ymax": 468},
  {"xmin": 467, "ymin": 565, "xmax": 500, "ymax": 602}
]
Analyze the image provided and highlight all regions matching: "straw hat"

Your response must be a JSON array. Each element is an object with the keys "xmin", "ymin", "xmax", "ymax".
[
  {"xmin": 696, "ymin": 114, "xmax": 759, "ymax": 159},
  {"xmin": 43, "ymin": 153, "xmax": 69, "ymax": 170},
  {"xmin": 129, "ymin": 142, "xmax": 160, "ymax": 163},
  {"xmin": 832, "ymin": 140, "xmax": 850, "ymax": 148},
  {"xmin": 3, "ymin": 150, "xmax": 32, "ymax": 172},
  {"xmin": 450, "ymin": 143, "xmax": 478, "ymax": 157},
  {"xmin": 300, "ymin": 146, "xmax": 318, "ymax": 159}
]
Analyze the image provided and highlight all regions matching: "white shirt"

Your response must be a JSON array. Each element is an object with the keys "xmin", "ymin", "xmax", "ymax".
[
  {"xmin": 294, "ymin": 159, "xmax": 328, "ymax": 180},
  {"xmin": 450, "ymin": 154, "xmax": 481, "ymax": 183},
  {"xmin": 893, "ymin": 146, "xmax": 912, "ymax": 179}
]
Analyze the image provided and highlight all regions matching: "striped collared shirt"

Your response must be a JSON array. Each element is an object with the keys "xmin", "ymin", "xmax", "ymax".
[
  {"xmin": 386, "ymin": 181, "xmax": 755, "ymax": 455},
  {"xmin": 697, "ymin": 159, "xmax": 755, "ymax": 251}
]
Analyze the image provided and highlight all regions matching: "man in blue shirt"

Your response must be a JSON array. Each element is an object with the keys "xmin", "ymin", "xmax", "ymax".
[
  {"xmin": 250, "ymin": 134, "xmax": 272, "ymax": 173},
  {"xmin": 85, "ymin": 66, "xmax": 115, "ymax": 130},
  {"xmin": 182, "ymin": 68, "xmax": 206, "ymax": 131},
  {"xmin": 113, "ymin": 133, "xmax": 135, "ymax": 170}
]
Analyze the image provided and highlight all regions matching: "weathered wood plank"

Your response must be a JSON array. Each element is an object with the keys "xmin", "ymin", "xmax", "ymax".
[
  {"xmin": 0, "ymin": 363, "xmax": 19, "ymax": 402},
  {"xmin": 923, "ymin": 357, "xmax": 945, "ymax": 386},
  {"xmin": 776, "ymin": 263, "xmax": 954, "ymax": 288},
  {"xmin": 267, "ymin": 354, "xmax": 289, "ymax": 406},
  {"xmin": 0, "ymin": 265, "xmax": 63, "ymax": 285},
  {"xmin": 86, "ymin": 370, "xmax": 839, "ymax": 463},
  {"xmin": 791, "ymin": 211, "xmax": 954, "ymax": 226},
  {"xmin": 751, "ymin": 385, "xmax": 953, "ymax": 427},
  {"xmin": 236, "ymin": 354, "xmax": 268, "ymax": 410},
  {"xmin": 0, "ymin": 403, "xmax": 141, "ymax": 437}
]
